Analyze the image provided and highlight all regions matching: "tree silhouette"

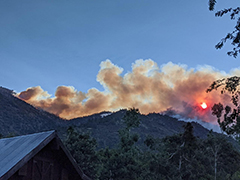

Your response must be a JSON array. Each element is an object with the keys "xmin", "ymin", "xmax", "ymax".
[
  {"xmin": 207, "ymin": 77, "xmax": 240, "ymax": 139},
  {"xmin": 208, "ymin": 0, "xmax": 240, "ymax": 57}
]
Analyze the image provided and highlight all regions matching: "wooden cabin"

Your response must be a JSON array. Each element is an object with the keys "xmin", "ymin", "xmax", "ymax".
[{"xmin": 0, "ymin": 130, "xmax": 91, "ymax": 180}]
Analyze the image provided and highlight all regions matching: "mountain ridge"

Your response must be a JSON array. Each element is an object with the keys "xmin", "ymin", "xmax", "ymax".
[{"xmin": 0, "ymin": 86, "xmax": 220, "ymax": 148}]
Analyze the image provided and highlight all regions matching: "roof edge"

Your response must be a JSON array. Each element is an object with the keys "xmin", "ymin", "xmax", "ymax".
[
  {"xmin": 1, "ymin": 130, "xmax": 56, "ymax": 180},
  {"xmin": 0, "ymin": 130, "xmax": 92, "ymax": 180}
]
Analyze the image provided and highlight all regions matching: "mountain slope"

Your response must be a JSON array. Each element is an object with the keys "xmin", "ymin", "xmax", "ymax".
[
  {"xmin": 68, "ymin": 110, "xmax": 210, "ymax": 148},
  {"xmin": 0, "ymin": 86, "xmax": 216, "ymax": 148},
  {"xmin": 0, "ymin": 87, "xmax": 65, "ymax": 136}
]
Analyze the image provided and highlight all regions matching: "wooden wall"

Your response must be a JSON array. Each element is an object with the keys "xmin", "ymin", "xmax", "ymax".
[{"xmin": 8, "ymin": 139, "xmax": 82, "ymax": 180}]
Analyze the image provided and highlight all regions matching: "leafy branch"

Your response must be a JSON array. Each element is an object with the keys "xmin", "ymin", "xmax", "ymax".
[{"xmin": 208, "ymin": 0, "xmax": 240, "ymax": 57}]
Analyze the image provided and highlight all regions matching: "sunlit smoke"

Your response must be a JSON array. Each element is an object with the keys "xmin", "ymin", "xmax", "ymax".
[{"xmin": 17, "ymin": 59, "xmax": 235, "ymax": 123}]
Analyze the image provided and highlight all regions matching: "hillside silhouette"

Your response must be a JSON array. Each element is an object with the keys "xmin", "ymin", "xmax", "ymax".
[{"xmin": 0, "ymin": 86, "xmax": 215, "ymax": 147}]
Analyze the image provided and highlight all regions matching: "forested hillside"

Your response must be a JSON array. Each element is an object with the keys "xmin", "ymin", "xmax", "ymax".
[
  {"xmin": 1, "ymin": 87, "xmax": 240, "ymax": 179},
  {"xmin": 64, "ymin": 109, "xmax": 240, "ymax": 180},
  {"xmin": 0, "ymin": 86, "xmax": 210, "ymax": 147},
  {"xmin": 0, "ymin": 87, "xmax": 65, "ymax": 135}
]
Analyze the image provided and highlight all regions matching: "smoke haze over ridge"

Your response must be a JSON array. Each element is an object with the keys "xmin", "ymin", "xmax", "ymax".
[{"xmin": 17, "ymin": 59, "xmax": 237, "ymax": 124}]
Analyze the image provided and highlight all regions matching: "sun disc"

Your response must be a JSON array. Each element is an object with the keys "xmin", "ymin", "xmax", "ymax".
[{"xmin": 201, "ymin": 102, "xmax": 207, "ymax": 109}]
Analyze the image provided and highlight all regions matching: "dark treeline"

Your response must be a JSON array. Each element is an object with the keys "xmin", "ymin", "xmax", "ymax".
[{"xmin": 64, "ymin": 108, "xmax": 240, "ymax": 180}]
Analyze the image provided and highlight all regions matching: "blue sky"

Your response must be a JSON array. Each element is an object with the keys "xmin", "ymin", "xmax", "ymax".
[{"xmin": 1, "ymin": 0, "xmax": 240, "ymax": 95}]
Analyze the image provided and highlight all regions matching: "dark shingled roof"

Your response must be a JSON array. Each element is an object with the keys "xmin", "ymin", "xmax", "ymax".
[{"xmin": 0, "ymin": 130, "xmax": 91, "ymax": 180}]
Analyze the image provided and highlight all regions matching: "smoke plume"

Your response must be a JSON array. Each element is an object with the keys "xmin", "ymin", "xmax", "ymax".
[{"xmin": 17, "ymin": 59, "xmax": 236, "ymax": 123}]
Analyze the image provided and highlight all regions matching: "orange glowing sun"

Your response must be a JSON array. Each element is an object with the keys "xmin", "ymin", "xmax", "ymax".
[{"xmin": 201, "ymin": 102, "xmax": 207, "ymax": 109}]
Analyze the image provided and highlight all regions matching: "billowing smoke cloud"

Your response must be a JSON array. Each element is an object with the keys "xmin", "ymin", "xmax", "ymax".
[{"xmin": 17, "ymin": 59, "xmax": 236, "ymax": 123}]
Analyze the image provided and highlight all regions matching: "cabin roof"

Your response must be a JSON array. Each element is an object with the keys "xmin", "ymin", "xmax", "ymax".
[{"xmin": 0, "ymin": 130, "xmax": 90, "ymax": 180}]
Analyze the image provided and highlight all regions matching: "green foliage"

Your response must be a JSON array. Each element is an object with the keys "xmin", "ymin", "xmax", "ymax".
[
  {"xmin": 144, "ymin": 135, "xmax": 158, "ymax": 150},
  {"xmin": 160, "ymin": 123, "xmax": 202, "ymax": 179},
  {"xmin": 182, "ymin": 122, "xmax": 196, "ymax": 148},
  {"xmin": 64, "ymin": 111, "xmax": 240, "ymax": 180},
  {"xmin": 64, "ymin": 126, "xmax": 100, "ymax": 179},
  {"xmin": 98, "ymin": 148, "xmax": 143, "ymax": 180},
  {"xmin": 232, "ymin": 171, "xmax": 240, "ymax": 180},
  {"xmin": 111, "ymin": 108, "xmax": 142, "ymax": 179},
  {"xmin": 122, "ymin": 107, "xmax": 140, "ymax": 130}
]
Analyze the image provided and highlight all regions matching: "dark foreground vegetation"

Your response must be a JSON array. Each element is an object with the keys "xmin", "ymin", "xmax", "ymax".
[
  {"xmin": 1, "ymin": 87, "xmax": 240, "ymax": 179},
  {"xmin": 64, "ymin": 108, "xmax": 240, "ymax": 180}
]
